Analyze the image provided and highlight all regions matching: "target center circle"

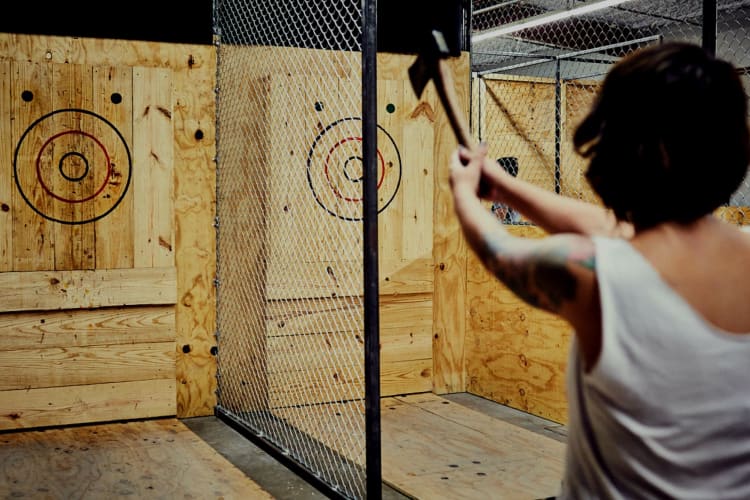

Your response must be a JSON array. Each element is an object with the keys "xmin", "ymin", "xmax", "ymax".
[
  {"xmin": 59, "ymin": 152, "xmax": 90, "ymax": 182},
  {"xmin": 343, "ymin": 155, "xmax": 364, "ymax": 183}
]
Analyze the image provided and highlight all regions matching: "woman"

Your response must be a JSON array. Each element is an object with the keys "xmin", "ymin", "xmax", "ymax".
[{"xmin": 450, "ymin": 42, "xmax": 750, "ymax": 498}]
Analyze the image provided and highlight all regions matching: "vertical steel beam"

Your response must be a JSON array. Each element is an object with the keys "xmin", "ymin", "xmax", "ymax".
[
  {"xmin": 703, "ymin": 0, "xmax": 717, "ymax": 55},
  {"xmin": 362, "ymin": 0, "xmax": 382, "ymax": 498}
]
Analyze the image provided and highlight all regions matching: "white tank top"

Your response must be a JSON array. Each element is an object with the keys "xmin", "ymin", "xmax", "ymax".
[{"xmin": 560, "ymin": 236, "xmax": 750, "ymax": 499}]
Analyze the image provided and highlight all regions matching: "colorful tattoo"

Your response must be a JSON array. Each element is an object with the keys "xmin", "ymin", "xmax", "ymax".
[{"xmin": 479, "ymin": 232, "xmax": 595, "ymax": 312}]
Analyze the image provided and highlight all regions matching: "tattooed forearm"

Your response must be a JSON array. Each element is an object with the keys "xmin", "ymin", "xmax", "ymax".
[{"xmin": 478, "ymin": 231, "xmax": 595, "ymax": 313}]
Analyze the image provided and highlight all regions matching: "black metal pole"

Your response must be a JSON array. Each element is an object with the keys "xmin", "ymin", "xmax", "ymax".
[
  {"xmin": 361, "ymin": 0, "xmax": 382, "ymax": 498},
  {"xmin": 703, "ymin": 0, "xmax": 717, "ymax": 56},
  {"xmin": 554, "ymin": 59, "xmax": 561, "ymax": 195}
]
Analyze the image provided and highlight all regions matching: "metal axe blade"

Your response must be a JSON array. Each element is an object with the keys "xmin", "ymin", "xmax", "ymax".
[
  {"xmin": 408, "ymin": 29, "xmax": 475, "ymax": 149},
  {"xmin": 408, "ymin": 30, "xmax": 451, "ymax": 98}
]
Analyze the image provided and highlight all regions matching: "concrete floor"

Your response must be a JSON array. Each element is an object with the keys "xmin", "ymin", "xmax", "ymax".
[{"xmin": 182, "ymin": 393, "xmax": 567, "ymax": 499}]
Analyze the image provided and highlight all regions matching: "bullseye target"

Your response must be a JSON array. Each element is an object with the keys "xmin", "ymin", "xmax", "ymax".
[
  {"xmin": 14, "ymin": 108, "xmax": 132, "ymax": 225},
  {"xmin": 307, "ymin": 117, "xmax": 401, "ymax": 221}
]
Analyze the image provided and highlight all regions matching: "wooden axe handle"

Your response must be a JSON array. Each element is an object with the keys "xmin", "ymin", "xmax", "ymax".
[
  {"xmin": 432, "ymin": 58, "xmax": 491, "ymax": 195},
  {"xmin": 434, "ymin": 58, "xmax": 476, "ymax": 149}
]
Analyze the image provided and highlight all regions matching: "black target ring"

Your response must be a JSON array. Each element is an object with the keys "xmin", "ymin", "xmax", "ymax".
[
  {"xmin": 307, "ymin": 117, "xmax": 401, "ymax": 221},
  {"xmin": 14, "ymin": 108, "xmax": 132, "ymax": 225}
]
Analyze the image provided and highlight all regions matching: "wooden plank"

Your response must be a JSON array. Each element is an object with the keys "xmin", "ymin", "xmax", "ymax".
[
  {"xmin": 94, "ymin": 65, "xmax": 135, "ymax": 270},
  {"xmin": 0, "ymin": 379, "xmax": 176, "ymax": 430},
  {"xmin": 0, "ymin": 267, "xmax": 177, "ymax": 313},
  {"xmin": 400, "ymin": 77, "xmax": 435, "ymax": 262},
  {"xmin": 133, "ymin": 66, "xmax": 174, "ymax": 268},
  {"xmin": 381, "ymin": 393, "xmax": 565, "ymax": 500},
  {"xmin": 267, "ymin": 333, "xmax": 362, "ymax": 374},
  {"xmin": 380, "ymin": 255, "xmax": 433, "ymax": 295},
  {"xmin": 381, "ymin": 359, "xmax": 432, "ymax": 396},
  {"xmin": 267, "ymin": 296, "xmax": 432, "ymax": 407},
  {"xmin": 268, "ymin": 258, "xmax": 434, "ymax": 299},
  {"xmin": 465, "ymin": 226, "xmax": 571, "ymax": 424},
  {"xmin": 432, "ymin": 53, "xmax": 470, "ymax": 393},
  {"xmin": 0, "ymin": 61, "xmax": 11, "ymax": 271},
  {"xmin": 267, "ymin": 357, "xmax": 432, "ymax": 407},
  {"xmin": 265, "ymin": 73, "xmax": 336, "ymax": 296},
  {"xmin": 480, "ymin": 73, "xmax": 557, "ymax": 84},
  {"xmin": 268, "ymin": 361, "xmax": 361, "ymax": 408},
  {"xmin": 172, "ymin": 42, "xmax": 217, "ymax": 418},
  {"xmin": 377, "ymin": 76, "xmax": 405, "ymax": 265},
  {"xmin": 380, "ymin": 327, "xmax": 432, "ymax": 366},
  {"xmin": 0, "ymin": 341, "xmax": 175, "ymax": 391},
  {"xmin": 0, "ymin": 33, "xmax": 215, "ymax": 70},
  {"xmin": 0, "ymin": 306, "xmax": 174, "ymax": 349},
  {"xmin": 266, "ymin": 296, "xmax": 361, "ymax": 337},
  {"xmin": 382, "ymin": 292, "xmax": 432, "ymax": 325},
  {"xmin": 265, "ymin": 293, "xmax": 432, "ymax": 395},
  {"xmin": 50, "ymin": 64, "xmax": 96, "ymax": 270},
  {"xmin": 266, "ymin": 302, "xmax": 363, "ymax": 406},
  {"xmin": 0, "ymin": 418, "xmax": 273, "ymax": 499},
  {"xmin": 265, "ymin": 72, "xmax": 364, "ymax": 300},
  {"xmin": 11, "ymin": 61, "xmax": 55, "ymax": 272},
  {"xmin": 266, "ymin": 352, "xmax": 429, "ymax": 407},
  {"xmin": 383, "ymin": 293, "xmax": 433, "ymax": 396},
  {"xmin": 266, "ymin": 293, "xmax": 430, "ymax": 335}
]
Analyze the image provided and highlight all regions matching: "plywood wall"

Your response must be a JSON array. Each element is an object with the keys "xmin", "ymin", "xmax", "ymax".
[
  {"xmin": 479, "ymin": 75, "xmax": 557, "ymax": 193},
  {"xmin": 464, "ymin": 226, "xmax": 571, "ymax": 424},
  {"xmin": 467, "ymin": 75, "xmax": 572, "ymax": 423},
  {"xmin": 467, "ymin": 74, "xmax": 750, "ymax": 425},
  {"xmin": 0, "ymin": 33, "xmax": 216, "ymax": 429}
]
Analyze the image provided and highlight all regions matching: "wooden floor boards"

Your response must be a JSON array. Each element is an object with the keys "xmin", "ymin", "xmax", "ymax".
[
  {"xmin": 0, "ymin": 394, "xmax": 566, "ymax": 499},
  {"xmin": 381, "ymin": 394, "xmax": 565, "ymax": 499},
  {"xmin": 0, "ymin": 418, "xmax": 273, "ymax": 499}
]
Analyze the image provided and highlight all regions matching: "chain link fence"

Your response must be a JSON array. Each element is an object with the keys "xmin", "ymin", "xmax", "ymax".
[
  {"xmin": 212, "ymin": 1, "xmax": 749, "ymax": 497},
  {"xmin": 213, "ymin": 1, "xmax": 375, "ymax": 498},
  {"xmin": 471, "ymin": 0, "xmax": 750, "ymax": 225}
]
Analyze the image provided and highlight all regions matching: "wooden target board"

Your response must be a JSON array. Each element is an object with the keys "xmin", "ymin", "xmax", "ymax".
[
  {"xmin": 0, "ymin": 56, "xmax": 179, "ymax": 430},
  {"xmin": 4, "ymin": 61, "xmax": 174, "ymax": 272},
  {"xmin": 263, "ymin": 65, "xmax": 432, "ymax": 301}
]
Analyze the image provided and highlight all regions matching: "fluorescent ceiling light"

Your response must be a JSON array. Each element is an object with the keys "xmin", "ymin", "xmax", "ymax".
[{"xmin": 472, "ymin": 0, "xmax": 635, "ymax": 43}]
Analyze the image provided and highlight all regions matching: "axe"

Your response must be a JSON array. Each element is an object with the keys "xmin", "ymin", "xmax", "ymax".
[
  {"xmin": 409, "ymin": 29, "xmax": 490, "ymax": 194},
  {"xmin": 408, "ymin": 29, "xmax": 476, "ymax": 150}
]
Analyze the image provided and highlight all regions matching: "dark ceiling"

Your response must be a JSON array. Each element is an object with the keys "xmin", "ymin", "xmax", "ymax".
[{"xmin": 0, "ymin": 0, "xmax": 214, "ymax": 45}]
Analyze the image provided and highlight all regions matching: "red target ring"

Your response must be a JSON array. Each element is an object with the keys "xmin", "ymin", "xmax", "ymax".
[
  {"xmin": 324, "ymin": 136, "xmax": 386, "ymax": 202},
  {"xmin": 36, "ymin": 130, "xmax": 112, "ymax": 203}
]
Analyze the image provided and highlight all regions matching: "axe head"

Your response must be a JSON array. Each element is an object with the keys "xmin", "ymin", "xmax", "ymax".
[{"xmin": 408, "ymin": 29, "xmax": 452, "ymax": 98}]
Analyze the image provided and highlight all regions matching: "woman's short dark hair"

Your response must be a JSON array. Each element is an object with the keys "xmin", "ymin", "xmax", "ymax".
[{"xmin": 573, "ymin": 41, "xmax": 750, "ymax": 229}]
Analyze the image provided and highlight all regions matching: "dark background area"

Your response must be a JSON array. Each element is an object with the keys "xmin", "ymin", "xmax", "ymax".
[
  {"xmin": 0, "ymin": 0, "xmax": 215, "ymax": 45},
  {"xmin": 0, "ymin": 0, "xmax": 468, "ymax": 53}
]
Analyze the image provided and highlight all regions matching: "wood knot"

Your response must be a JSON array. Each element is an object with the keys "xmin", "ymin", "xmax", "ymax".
[{"xmin": 410, "ymin": 102, "xmax": 436, "ymax": 122}]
